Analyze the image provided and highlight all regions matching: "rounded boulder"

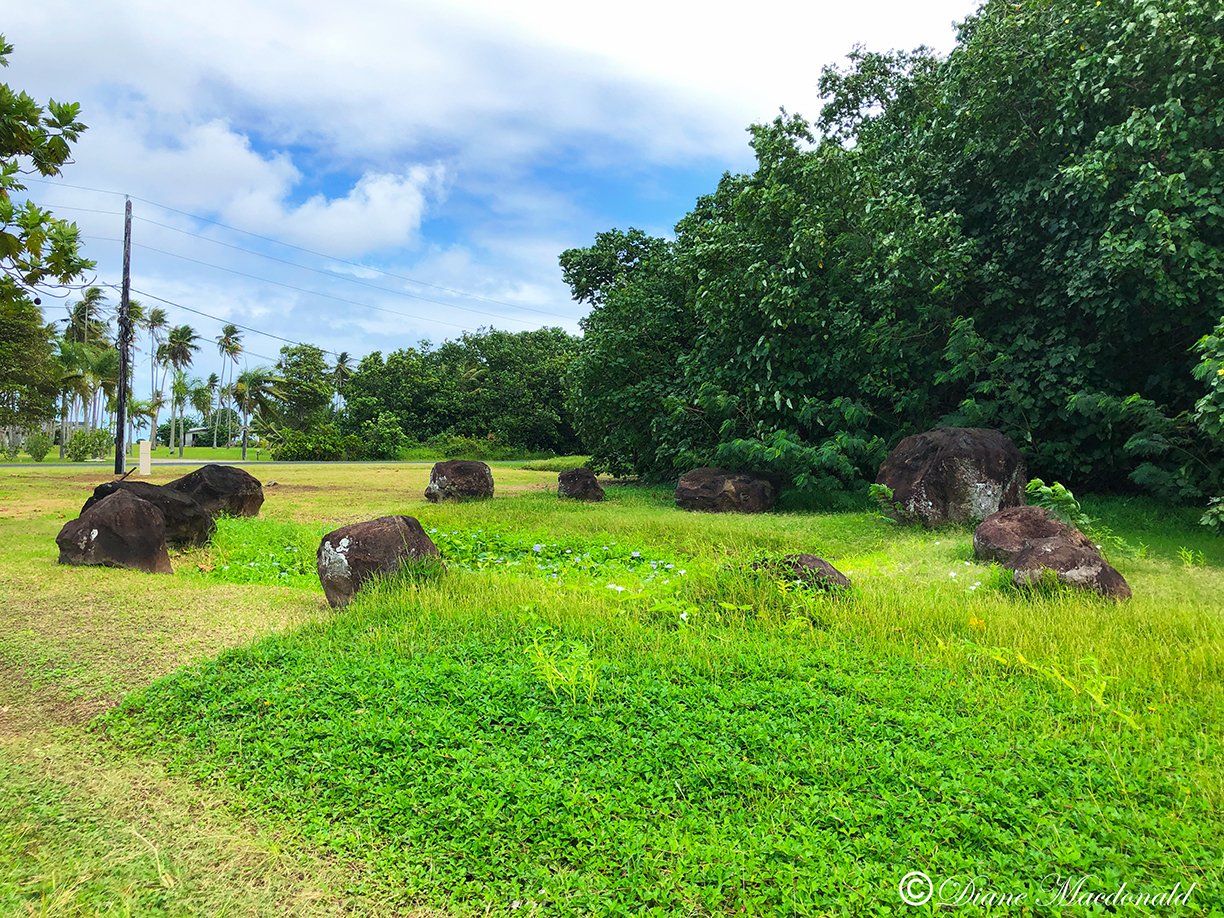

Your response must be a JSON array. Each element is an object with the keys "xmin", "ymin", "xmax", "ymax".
[
  {"xmin": 57, "ymin": 489, "xmax": 173, "ymax": 574},
  {"xmin": 424, "ymin": 460, "xmax": 494, "ymax": 503},
  {"xmin": 876, "ymin": 427, "xmax": 1026, "ymax": 526},
  {"xmin": 317, "ymin": 515, "xmax": 441, "ymax": 608}
]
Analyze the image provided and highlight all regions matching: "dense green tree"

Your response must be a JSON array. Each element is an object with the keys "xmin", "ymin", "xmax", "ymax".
[
  {"xmin": 274, "ymin": 343, "xmax": 333, "ymax": 431},
  {"xmin": 341, "ymin": 328, "xmax": 581, "ymax": 455},
  {"xmin": 0, "ymin": 35, "xmax": 92, "ymax": 441},
  {"xmin": 563, "ymin": 0, "xmax": 1224, "ymax": 500}
]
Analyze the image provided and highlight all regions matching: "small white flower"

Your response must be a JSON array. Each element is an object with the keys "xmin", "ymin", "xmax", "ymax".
[
  {"xmin": 963, "ymin": 561, "xmax": 971, "ymax": 566},
  {"xmin": 949, "ymin": 571, "xmax": 957, "ymax": 578},
  {"xmin": 533, "ymin": 544, "xmax": 543, "ymax": 552},
  {"xmin": 606, "ymin": 583, "xmax": 625, "ymax": 592},
  {"xmin": 429, "ymin": 527, "xmax": 437, "ymax": 533},
  {"xmin": 631, "ymin": 551, "xmax": 641, "ymax": 558},
  {"xmin": 665, "ymin": 563, "xmax": 674, "ymax": 569},
  {"xmin": 679, "ymin": 611, "xmax": 689, "ymax": 622},
  {"xmin": 679, "ymin": 569, "xmax": 687, "ymax": 576}
]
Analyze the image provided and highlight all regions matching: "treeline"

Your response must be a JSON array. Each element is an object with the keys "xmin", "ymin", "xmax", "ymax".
[
  {"xmin": 561, "ymin": 0, "xmax": 1224, "ymax": 504},
  {"xmin": 274, "ymin": 328, "xmax": 581, "ymax": 461}
]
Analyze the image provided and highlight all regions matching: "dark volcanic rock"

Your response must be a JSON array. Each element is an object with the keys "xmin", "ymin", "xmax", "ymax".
[
  {"xmin": 675, "ymin": 468, "xmax": 776, "ymax": 513},
  {"xmin": 876, "ymin": 427, "xmax": 1026, "ymax": 526},
  {"xmin": 424, "ymin": 460, "xmax": 494, "ymax": 502},
  {"xmin": 81, "ymin": 480, "xmax": 214, "ymax": 547},
  {"xmin": 57, "ymin": 489, "xmax": 173, "ymax": 574},
  {"xmin": 165, "ymin": 464, "xmax": 264, "ymax": 517},
  {"xmin": 767, "ymin": 554, "xmax": 851, "ymax": 591},
  {"xmin": 317, "ymin": 515, "xmax": 441, "ymax": 608},
  {"xmin": 1009, "ymin": 537, "xmax": 1132, "ymax": 600},
  {"xmin": 973, "ymin": 506, "xmax": 1096, "ymax": 564},
  {"xmin": 558, "ymin": 467, "xmax": 604, "ymax": 502}
]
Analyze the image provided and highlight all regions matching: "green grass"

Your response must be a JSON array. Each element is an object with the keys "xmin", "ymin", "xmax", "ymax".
[
  {"xmin": 2, "ymin": 464, "xmax": 1222, "ymax": 914},
  {"xmin": 516, "ymin": 455, "xmax": 592, "ymax": 472}
]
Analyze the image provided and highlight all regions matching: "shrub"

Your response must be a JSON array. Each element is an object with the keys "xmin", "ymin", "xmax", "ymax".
[
  {"xmin": 23, "ymin": 431, "xmax": 51, "ymax": 462},
  {"xmin": 271, "ymin": 424, "xmax": 351, "ymax": 461},
  {"xmin": 65, "ymin": 428, "xmax": 113, "ymax": 462}
]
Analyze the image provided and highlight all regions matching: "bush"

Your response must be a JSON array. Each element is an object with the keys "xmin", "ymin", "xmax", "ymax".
[
  {"xmin": 23, "ymin": 431, "xmax": 51, "ymax": 462},
  {"xmin": 356, "ymin": 412, "xmax": 407, "ymax": 461},
  {"xmin": 65, "ymin": 428, "xmax": 114, "ymax": 462},
  {"xmin": 271, "ymin": 424, "xmax": 350, "ymax": 462}
]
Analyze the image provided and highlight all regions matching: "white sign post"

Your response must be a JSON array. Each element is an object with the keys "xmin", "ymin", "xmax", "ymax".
[{"xmin": 138, "ymin": 439, "xmax": 151, "ymax": 476}]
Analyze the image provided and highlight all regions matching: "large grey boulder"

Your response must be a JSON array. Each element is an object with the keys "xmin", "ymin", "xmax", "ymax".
[
  {"xmin": 424, "ymin": 460, "xmax": 494, "ymax": 502},
  {"xmin": 675, "ymin": 468, "xmax": 776, "ymax": 513},
  {"xmin": 317, "ymin": 515, "xmax": 441, "ymax": 608},
  {"xmin": 56, "ymin": 490, "xmax": 173, "ymax": 574},
  {"xmin": 876, "ymin": 427, "xmax": 1026, "ymax": 526}
]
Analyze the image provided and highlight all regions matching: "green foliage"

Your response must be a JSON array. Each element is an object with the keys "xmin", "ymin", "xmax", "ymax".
[
  {"xmin": 1201, "ymin": 497, "xmax": 1224, "ymax": 534},
  {"xmin": 342, "ymin": 328, "xmax": 581, "ymax": 456},
  {"xmin": 273, "ymin": 344, "xmax": 333, "ymax": 431},
  {"xmin": 562, "ymin": 0, "xmax": 1224, "ymax": 502},
  {"xmin": 270, "ymin": 423, "xmax": 358, "ymax": 462},
  {"xmin": 1193, "ymin": 318, "xmax": 1224, "ymax": 441},
  {"xmin": 356, "ymin": 410, "xmax": 406, "ymax": 461},
  {"xmin": 64, "ymin": 427, "xmax": 112, "ymax": 462},
  {"xmin": 22, "ymin": 430, "xmax": 50, "ymax": 461},
  {"xmin": 1025, "ymin": 478, "xmax": 1132, "ymax": 556},
  {"xmin": 518, "ymin": 456, "xmax": 591, "ymax": 472}
]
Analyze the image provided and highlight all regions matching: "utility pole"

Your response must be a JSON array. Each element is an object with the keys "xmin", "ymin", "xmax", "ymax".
[{"xmin": 114, "ymin": 197, "xmax": 133, "ymax": 474}]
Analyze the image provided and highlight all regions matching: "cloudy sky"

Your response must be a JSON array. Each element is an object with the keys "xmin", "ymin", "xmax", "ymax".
[{"xmin": 8, "ymin": 0, "xmax": 977, "ymax": 393}]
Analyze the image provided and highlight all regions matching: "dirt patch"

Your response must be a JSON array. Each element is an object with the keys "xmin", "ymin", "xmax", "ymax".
[{"xmin": 0, "ymin": 659, "xmax": 118, "ymax": 737}]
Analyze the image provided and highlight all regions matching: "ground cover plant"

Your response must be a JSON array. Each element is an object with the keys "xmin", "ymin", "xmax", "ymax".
[{"xmin": 2, "ymin": 463, "xmax": 1220, "ymax": 915}]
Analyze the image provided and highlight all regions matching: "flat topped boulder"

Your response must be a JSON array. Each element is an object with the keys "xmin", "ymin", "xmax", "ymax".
[
  {"xmin": 165, "ymin": 464, "xmax": 264, "ymax": 517},
  {"xmin": 424, "ymin": 460, "xmax": 494, "ymax": 502},
  {"xmin": 974, "ymin": 506, "xmax": 1095, "ymax": 564},
  {"xmin": 760, "ymin": 554, "xmax": 851, "ymax": 591},
  {"xmin": 876, "ymin": 427, "xmax": 1026, "ymax": 526},
  {"xmin": 317, "ymin": 515, "xmax": 441, "ymax": 608},
  {"xmin": 675, "ymin": 468, "xmax": 776, "ymax": 513},
  {"xmin": 558, "ymin": 467, "xmax": 604, "ymax": 502},
  {"xmin": 1009, "ymin": 537, "xmax": 1131, "ymax": 600},
  {"xmin": 57, "ymin": 489, "xmax": 172, "ymax": 574},
  {"xmin": 81, "ymin": 479, "xmax": 214, "ymax": 547}
]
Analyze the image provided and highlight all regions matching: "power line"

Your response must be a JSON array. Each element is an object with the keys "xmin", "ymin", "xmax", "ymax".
[
  {"xmin": 129, "ymin": 217, "xmax": 562, "ymax": 326},
  {"xmin": 23, "ymin": 176, "xmax": 576, "ymax": 320},
  {"xmin": 80, "ymin": 234, "xmax": 491, "ymax": 333},
  {"xmin": 126, "ymin": 285, "xmax": 340, "ymax": 359}
]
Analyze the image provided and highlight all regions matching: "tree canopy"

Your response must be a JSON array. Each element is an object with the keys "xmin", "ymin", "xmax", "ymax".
[{"xmin": 561, "ymin": 0, "xmax": 1224, "ymax": 502}]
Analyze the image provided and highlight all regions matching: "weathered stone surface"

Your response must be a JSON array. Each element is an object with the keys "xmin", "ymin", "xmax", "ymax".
[
  {"xmin": 558, "ymin": 467, "xmax": 604, "ymax": 502},
  {"xmin": 424, "ymin": 460, "xmax": 494, "ymax": 503},
  {"xmin": 973, "ymin": 506, "xmax": 1096, "ymax": 564},
  {"xmin": 316, "ymin": 515, "xmax": 441, "ymax": 608},
  {"xmin": 675, "ymin": 468, "xmax": 776, "ymax": 513},
  {"xmin": 56, "ymin": 490, "xmax": 173, "ymax": 574},
  {"xmin": 1009, "ymin": 537, "xmax": 1132, "ymax": 600},
  {"xmin": 165, "ymin": 464, "xmax": 264, "ymax": 517},
  {"xmin": 765, "ymin": 554, "xmax": 851, "ymax": 591},
  {"xmin": 81, "ymin": 480, "xmax": 214, "ymax": 546},
  {"xmin": 876, "ymin": 427, "xmax": 1026, "ymax": 526}
]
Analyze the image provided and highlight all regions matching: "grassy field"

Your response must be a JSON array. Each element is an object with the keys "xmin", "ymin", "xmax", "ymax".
[{"xmin": 1, "ymin": 464, "xmax": 1221, "ymax": 915}]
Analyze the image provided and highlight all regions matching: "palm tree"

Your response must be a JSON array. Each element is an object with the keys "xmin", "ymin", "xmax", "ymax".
[
  {"xmin": 205, "ymin": 372, "xmax": 220, "ymax": 446},
  {"xmin": 216, "ymin": 324, "xmax": 243, "ymax": 447},
  {"xmin": 232, "ymin": 367, "xmax": 279, "ymax": 460},
  {"xmin": 170, "ymin": 371, "xmax": 190, "ymax": 454},
  {"xmin": 332, "ymin": 351, "xmax": 353, "ymax": 410},
  {"xmin": 190, "ymin": 377, "xmax": 213, "ymax": 448},
  {"xmin": 144, "ymin": 306, "xmax": 168, "ymax": 443},
  {"xmin": 163, "ymin": 324, "xmax": 200, "ymax": 456},
  {"xmin": 65, "ymin": 287, "xmax": 110, "ymax": 346}
]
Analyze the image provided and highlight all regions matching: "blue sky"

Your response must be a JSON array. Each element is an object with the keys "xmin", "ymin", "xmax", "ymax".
[{"xmin": 6, "ymin": 0, "xmax": 979, "ymax": 396}]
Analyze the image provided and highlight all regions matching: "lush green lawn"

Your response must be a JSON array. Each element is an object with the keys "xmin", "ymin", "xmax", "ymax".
[{"xmin": 1, "ymin": 465, "xmax": 1221, "ymax": 915}]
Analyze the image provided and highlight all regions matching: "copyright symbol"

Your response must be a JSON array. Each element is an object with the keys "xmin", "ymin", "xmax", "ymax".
[{"xmin": 899, "ymin": 870, "xmax": 933, "ymax": 906}]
